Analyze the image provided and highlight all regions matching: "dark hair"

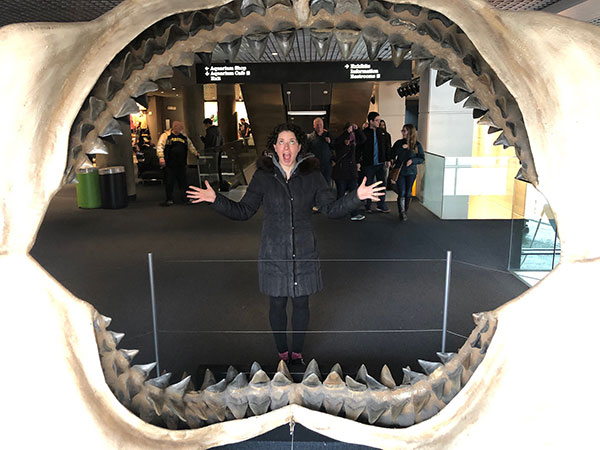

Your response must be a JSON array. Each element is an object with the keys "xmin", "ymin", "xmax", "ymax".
[
  {"xmin": 367, "ymin": 111, "xmax": 380, "ymax": 122},
  {"xmin": 203, "ymin": 118, "xmax": 213, "ymax": 125},
  {"xmin": 266, "ymin": 123, "xmax": 307, "ymax": 153}
]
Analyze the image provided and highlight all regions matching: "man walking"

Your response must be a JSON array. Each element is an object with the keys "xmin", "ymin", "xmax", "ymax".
[
  {"xmin": 306, "ymin": 117, "xmax": 334, "ymax": 185},
  {"xmin": 356, "ymin": 112, "xmax": 392, "ymax": 213},
  {"xmin": 157, "ymin": 121, "xmax": 199, "ymax": 206}
]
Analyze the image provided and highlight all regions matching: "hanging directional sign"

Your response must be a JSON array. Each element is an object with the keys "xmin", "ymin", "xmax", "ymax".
[{"xmin": 196, "ymin": 61, "xmax": 412, "ymax": 84}]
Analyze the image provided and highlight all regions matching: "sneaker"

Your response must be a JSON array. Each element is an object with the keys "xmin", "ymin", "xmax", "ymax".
[
  {"xmin": 160, "ymin": 200, "xmax": 174, "ymax": 207},
  {"xmin": 376, "ymin": 206, "xmax": 390, "ymax": 213},
  {"xmin": 289, "ymin": 353, "xmax": 306, "ymax": 369},
  {"xmin": 351, "ymin": 214, "xmax": 366, "ymax": 221}
]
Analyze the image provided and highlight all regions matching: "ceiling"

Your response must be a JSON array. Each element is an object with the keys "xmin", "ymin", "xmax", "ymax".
[{"xmin": 0, "ymin": 0, "xmax": 598, "ymax": 29}]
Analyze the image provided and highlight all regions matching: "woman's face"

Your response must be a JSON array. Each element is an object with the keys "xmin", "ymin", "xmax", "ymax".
[
  {"xmin": 401, "ymin": 127, "xmax": 408, "ymax": 137},
  {"xmin": 346, "ymin": 125, "xmax": 353, "ymax": 133},
  {"xmin": 380, "ymin": 121, "xmax": 386, "ymax": 129},
  {"xmin": 274, "ymin": 130, "xmax": 301, "ymax": 167}
]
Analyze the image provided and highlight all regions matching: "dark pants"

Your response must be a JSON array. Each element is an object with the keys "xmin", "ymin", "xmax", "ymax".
[
  {"xmin": 335, "ymin": 178, "xmax": 360, "ymax": 218},
  {"xmin": 396, "ymin": 174, "xmax": 417, "ymax": 212},
  {"xmin": 164, "ymin": 165, "xmax": 188, "ymax": 202},
  {"xmin": 363, "ymin": 164, "xmax": 388, "ymax": 211},
  {"xmin": 269, "ymin": 296, "xmax": 309, "ymax": 354},
  {"xmin": 321, "ymin": 163, "xmax": 332, "ymax": 186}
]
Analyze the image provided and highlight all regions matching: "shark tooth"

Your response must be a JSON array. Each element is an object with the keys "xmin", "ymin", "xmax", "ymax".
[
  {"xmin": 214, "ymin": 5, "xmax": 239, "ymax": 27},
  {"xmin": 495, "ymin": 96, "xmax": 509, "ymax": 119},
  {"xmin": 365, "ymin": 374, "xmax": 387, "ymax": 391},
  {"xmin": 390, "ymin": 44, "xmax": 410, "ymax": 67},
  {"xmin": 436, "ymin": 352, "xmax": 456, "ymax": 364},
  {"xmin": 363, "ymin": 0, "xmax": 390, "ymax": 20},
  {"xmin": 241, "ymin": 0, "xmax": 266, "ymax": 17},
  {"xmin": 160, "ymin": 25, "xmax": 188, "ymax": 49},
  {"xmin": 134, "ymin": 94, "xmax": 148, "ymax": 109},
  {"xmin": 219, "ymin": 37, "xmax": 242, "ymax": 61},
  {"xmin": 229, "ymin": 372, "xmax": 249, "ymax": 389},
  {"xmin": 441, "ymin": 33, "xmax": 462, "ymax": 56},
  {"xmin": 146, "ymin": 372, "xmax": 172, "ymax": 389},
  {"xmin": 463, "ymin": 53, "xmax": 482, "ymax": 76},
  {"xmin": 344, "ymin": 399, "xmax": 366, "ymax": 420},
  {"xmin": 206, "ymin": 378, "xmax": 228, "ymax": 393},
  {"xmin": 402, "ymin": 367, "xmax": 427, "ymax": 385},
  {"xmin": 187, "ymin": 11, "xmax": 213, "ymax": 35},
  {"xmin": 141, "ymin": 39, "xmax": 165, "ymax": 63},
  {"xmin": 408, "ymin": 43, "xmax": 433, "ymax": 60},
  {"xmin": 265, "ymin": 0, "xmax": 292, "ymax": 7},
  {"xmin": 454, "ymin": 88, "xmax": 472, "ymax": 103},
  {"xmin": 245, "ymin": 31, "xmax": 270, "ymax": 60},
  {"xmin": 99, "ymin": 119, "xmax": 123, "ymax": 138},
  {"xmin": 380, "ymin": 365, "xmax": 396, "ymax": 388},
  {"xmin": 102, "ymin": 75, "xmax": 124, "ymax": 101},
  {"xmin": 197, "ymin": 52, "xmax": 212, "ymax": 67},
  {"xmin": 119, "ymin": 349, "xmax": 139, "ymax": 362},
  {"xmin": 412, "ymin": 391, "xmax": 431, "ymax": 415},
  {"xmin": 151, "ymin": 65, "xmax": 174, "ymax": 81},
  {"xmin": 115, "ymin": 98, "xmax": 139, "ymax": 118},
  {"xmin": 477, "ymin": 112, "xmax": 498, "ymax": 128},
  {"xmin": 302, "ymin": 373, "xmax": 322, "ymax": 387},
  {"xmin": 170, "ymin": 52, "xmax": 196, "ymax": 67},
  {"xmin": 435, "ymin": 70, "xmax": 454, "ymax": 87},
  {"xmin": 310, "ymin": 0, "xmax": 335, "ymax": 15},
  {"xmin": 250, "ymin": 361, "xmax": 262, "ymax": 379},
  {"xmin": 200, "ymin": 369, "xmax": 216, "ymax": 390},
  {"xmin": 488, "ymin": 126, "xmax": 503, "ymax": 134},
  {"xmin": 472, "ymin": 108, "xmax": 488, "ymax": 119},
  {"xmin": 355, "ymin": 364, "xmax": 368, "ymax": 384},
  {"xmin": 449, "ymin": 75, "xmax": 470, "ymax": 91},
  {"xmin": 225, "ymin": 366, "xmax": 239, "ymax": 383},
  {"xmin": 323, "ymin": 371, "xmax": 344, "ymax": 387},
  {"xmin": 464, "ymin": 94, "xmax": 485, "ymax": 110},
  {"xmin": 479, "ymin": 72, "xmax": 496, "ymax": 95},
  {"xmin": 109, "ymin": 331, "xmax": 125, "ymax": 346},
  {"xmin": 329, "ymin": 363, "xmax": 343, "ymax": 378},
  {"xmin": 335, "ymin": 27, "xmax": 361, "ymax": 60},
  {"xmin": 335, "ymin": 0, "xmax": 361, "ymax": 15},
  {"xmin": 414, "ymin": 58, "xmax": 433, "ymax": 76},
  {"xmin": 249, "ymin": 370, "xmax": 270, "ymax": 386},
  {"xmin": 117, "ymin": 51, "xmax": 144, "ymax": 80},
  {"xmin": 366, "ymin": 401, "xmax": 387, "ymax": 424},
  {"xmin": 428, "ymin": 10, "xmax": 454, "ymax": 27},
  {"xmin": 303, "ymin": 359, "xmax": 321, "ymax": 381},
  {"xmin": 166, "ymin": 375, "xmax": 191, "ymax": 396},
  {"xmin": 418, "ymin": 360, "xmax": 443, "ymax": 376},
  {"xmin": 345, "ymin": 376, "xmax": 367, "ymax": 392},
  {"xmin": 273, "ymin": 27, "xmax": 297, "ymax": 58},
  {"xmin": 134, "ymin": 81, "xmax": 158, "ymax": 98},
  {"xmin": 248, "ymin": 396, "xmax": 271, "ymax": 416},
  {"xmin": 417, "ymin": 22, "xmax": 441, "ymax": 42},
  {"xmin": 88, "ymin": 96, "xmax": 106, "ymax": 121},
  {"xmin": 132, "ymin": 362, "xmax": 157, "ymax": 378},
  {"xmin": 310, "ymin": 28, "xmax": 334, "ymax": 58},
  {"xmin": 393, "ymin": 4, "xmax": 422, "ymax": 16},
  {"xmin": 493, "ymin": 133, "xmax": 511, "ymax": 148},
  {"xmin": 362, "ymin": 27, "xmax": 388, "ymax": 60},
  {"xmin": 155, "ymin": 78, "xmax": 172, "ymax": 90}
]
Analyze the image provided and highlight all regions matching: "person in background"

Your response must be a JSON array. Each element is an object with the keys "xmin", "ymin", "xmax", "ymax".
[
  {"xmin": 333, "ymin": 122, "xmax": 366, "ymax": 221},
  {"xmin": 186, "ymin": 123, "xmax": 384, "ymax": 366},
  {"xmin": 202, "ymin": 118, "xmax": 224, "ymax": 149},
  {"xmin": 157, "ymin": 121, "xmax": 199, "ymax": 206},
  {"xmin": 306, "ymin": 117, "xmax": 334, "ymax": 186},
  {"xmin": 238, "ymin": 118, "xmax": 251, "ymax": 139},
  {"xmin": 391, "ymin": 123, "xmax": 425, "ymax": 221},
  {"xmin": 356, "ymin": 111, "xmax": 393, "ymax": 213}
]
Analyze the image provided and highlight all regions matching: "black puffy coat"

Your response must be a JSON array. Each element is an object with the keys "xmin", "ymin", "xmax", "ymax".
[{"xmin": 211, "ymin": 153, "xmax": 362, "ymax": 297}]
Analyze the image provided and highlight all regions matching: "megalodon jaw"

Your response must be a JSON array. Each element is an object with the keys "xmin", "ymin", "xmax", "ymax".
[{"xmin": 1, "ymin": 0, "xmax": 600, "ymax": 449}]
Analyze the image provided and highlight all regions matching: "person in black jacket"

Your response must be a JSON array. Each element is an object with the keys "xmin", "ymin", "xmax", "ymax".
[
  {"xmin": 201, "ymin": 118, "xmax": 224, "ymax": 149},
  {"xmin": 306, "ymin": 117, "xmax": 334, "ymax": 186},
  {"xmin": 355, "ymin": 111, "xmax": 393, "ymax": 213},
  {"xmin": 186, "ymin": 123, "xmax": 384, "ymax": 365},
  {"xmin": 333, "ymin": 122, "xmax": 367, "ymax": 221},
  {"xmin": 391, "ymin": 123, "xmax": 425, "ymax": 221}
]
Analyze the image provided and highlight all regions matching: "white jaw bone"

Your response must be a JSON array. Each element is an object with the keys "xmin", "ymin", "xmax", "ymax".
[{"xmin": 1, "ymin": 0, "xmax": 600, "ymax": 448}]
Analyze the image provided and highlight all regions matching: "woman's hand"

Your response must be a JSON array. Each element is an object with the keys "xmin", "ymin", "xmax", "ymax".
[
  {"xmin": 356, "ymin": 177, "xmax": 385, "ymax": 201},
  {"xmin": 186, "ymin": 181, "xmax": 216, "ymax": 204},
  {"xmin": 406, "ymin": 159, "xmax": 413, "ymax": 167}
]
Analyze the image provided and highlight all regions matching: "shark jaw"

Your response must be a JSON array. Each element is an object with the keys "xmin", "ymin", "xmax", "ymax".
[{"xmin": 1, "ymin": 0, "xmax": 600, "ymax": 448}]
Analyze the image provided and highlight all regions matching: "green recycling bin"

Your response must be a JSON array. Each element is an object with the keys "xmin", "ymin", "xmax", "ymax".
[{"xmin": 76, "ymin": 167, "xmax": 101, "ymax": 209}]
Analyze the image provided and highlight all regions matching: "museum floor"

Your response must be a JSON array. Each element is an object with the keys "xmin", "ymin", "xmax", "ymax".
[{"xmin": 31, "ymin": 181, "xmax": 528, "ymax": 448}]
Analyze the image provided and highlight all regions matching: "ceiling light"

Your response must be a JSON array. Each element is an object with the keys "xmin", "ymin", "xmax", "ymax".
[
  {"xmin": 323, "ymin": 90, "xmax": 328, "ymax": 95},
  {"xmin": 172, "ymin": 87, "xmax": 176, "ymax": 90},
  {"xmin": 272, "ymin": 52, "xmax": 278, "ymax": 56},
  {"xmin": 287, "ymin": 110, "xmax": 327, "ymax": 116}
]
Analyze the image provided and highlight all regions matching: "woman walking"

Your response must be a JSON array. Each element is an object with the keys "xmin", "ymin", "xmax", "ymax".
[
  {"xmin": 391, "ymin": 124, "xmax": 425, "ymax": 221},
  {"xmin": 187, "ymin": 123, "xmax": 384, "ymax": 365}
]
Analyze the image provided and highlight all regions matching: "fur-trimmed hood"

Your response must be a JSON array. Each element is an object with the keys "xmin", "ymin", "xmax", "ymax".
[{"xmin": 257, "ymin": 152, "xmax": 321, "ymax": 176}]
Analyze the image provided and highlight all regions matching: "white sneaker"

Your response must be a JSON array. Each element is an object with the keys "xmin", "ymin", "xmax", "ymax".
[{"xmin": 351, "ymin": 214, "xmax": 366, "ymax": 221}]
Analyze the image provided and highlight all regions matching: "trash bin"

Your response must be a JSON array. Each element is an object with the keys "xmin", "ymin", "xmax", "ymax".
[
  {"xmin": 99, "ymin": 166, "xmax": 128, "ymax": 209},
  {"xmin": 75, "ymin": 167, "xmax": 101, "ymax": 209}
]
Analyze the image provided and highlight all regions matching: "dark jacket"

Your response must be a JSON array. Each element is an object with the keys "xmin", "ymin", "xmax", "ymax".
[
  {"xmin": 211, "ymin": 153, "xmax": 362, "ymax": 297},
  {"xmin": 355, "ymin": 127, "xmax": 392, "ymax": 166},
  {"xmin": 306, "ymin": 130, "xmax": 334, "ymax": 168},
  {"xmin": 202, "ymin": 125, "xmax": 224, "ymax": 149},
  {"xmin": 392, "ymin": 139, "xmax": 425, "ymax": 176},
  {"xmin": 332, "ymin": 129, "xmax": 366, "ymax": 181}
]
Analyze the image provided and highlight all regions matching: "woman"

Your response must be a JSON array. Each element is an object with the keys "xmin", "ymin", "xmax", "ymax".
[
  {"xmin": 186, "ymin": 123, "xmax": 384, "ymax": 365},
  {"xmin": 333, "ymin": 122, "xmax": 366, "ymax": 221},
  {"xmin": 391, "ymin": 124, "xmax": 425, "ymax": 221}
]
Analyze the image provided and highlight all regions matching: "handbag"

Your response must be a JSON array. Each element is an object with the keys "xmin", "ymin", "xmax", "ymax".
[{"xmin": 389, "ymin": 162, "xmax": 404, "ymax": 183}]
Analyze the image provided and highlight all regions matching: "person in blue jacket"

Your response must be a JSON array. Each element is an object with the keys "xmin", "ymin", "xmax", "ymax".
[{"xmin": 391, "ymin": 124, "xmax": 425, "ymax": 221}]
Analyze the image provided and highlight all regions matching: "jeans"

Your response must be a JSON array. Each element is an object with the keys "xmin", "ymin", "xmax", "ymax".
[
  {"xmin": 335, "ymin": 178, "xmax": 360, "ymax": 217},
  {"xmin": 363, "ymin": 164, "xmax": 388, "ymax": 211},
  {"xmin": 164, "ymin": 165, "xmax": 188, "ymax": 202},
  {"xmin": 269, "ymin": 296, "xmax": 310, "ymax": 354},
  {"xmin": 397, "ymin": 174, "xmax": 417, "ymax": 198}
]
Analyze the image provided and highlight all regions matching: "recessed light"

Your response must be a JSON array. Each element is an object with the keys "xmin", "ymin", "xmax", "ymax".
[
  {"xmin": 172, "ymin": 87, "xmax": 176, "ymax": 90},
  {"xmin": 272, "ymin": 52, "xmax": 278, "ymax": 56},
  {"xmin": 323, "ymin": 90, "xmax": 329, "ymax": 95}
]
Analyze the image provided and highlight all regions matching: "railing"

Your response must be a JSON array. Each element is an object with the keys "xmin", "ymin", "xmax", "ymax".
[{"xmin": 196, "ymin": 138, "xmax": 259, "ymax": 191}]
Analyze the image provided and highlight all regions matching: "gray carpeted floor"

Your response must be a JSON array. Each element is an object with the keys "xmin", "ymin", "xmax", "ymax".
[{"xmin": 30, "ymin": 180, "xmax": 527, "ymax": 446}]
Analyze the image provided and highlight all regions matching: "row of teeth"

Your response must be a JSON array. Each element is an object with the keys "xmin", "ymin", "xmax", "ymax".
[
  {"xmin": 94, "ymin": 310, "xmax": 496, "ymax": 429},
  {"xmin": 66, "ymin": 0, "xmax": 537, "ymax": 187}
]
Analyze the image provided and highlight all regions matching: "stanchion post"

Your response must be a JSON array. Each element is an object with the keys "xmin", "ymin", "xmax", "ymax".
[
  {"xmin": 442, "ymin": 250, "xmax": 452, "ymax": 353},
  {"xmin": 148, "ymin": 252, "xmax": 160, "ymax": 377}
]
